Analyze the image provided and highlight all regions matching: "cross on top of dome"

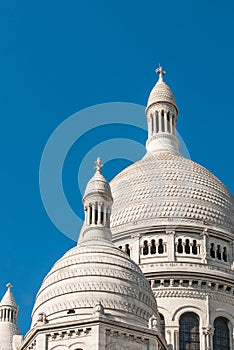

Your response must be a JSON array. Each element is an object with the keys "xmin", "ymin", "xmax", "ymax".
[{"xmin": 156, "ymin": 65, "xmax": 166, "ymax": 82}]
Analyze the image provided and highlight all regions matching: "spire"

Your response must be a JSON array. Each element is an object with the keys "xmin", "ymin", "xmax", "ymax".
[
  {"xmin": 145, "ymin": 67, "xmax": 179, "ymax": 153},
  {"xmin": 78, "ymin": 158, "xmax": 113, "ymax": 245},
  {"xmin": 0, "ymin": 283, "xmax": 17, "ymax": 309},
  {"xmin": 0, "ymin": 284, "xmax": 22, "ymax": 350}
]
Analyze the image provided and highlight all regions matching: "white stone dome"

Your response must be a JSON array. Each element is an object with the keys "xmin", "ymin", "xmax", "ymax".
[
  {"xmin": 147, "ymin": 78, "xmax": 177, "ymax": 111},
  {"xmin": 31, "ymin": 160, "xmax": 158, "ymax": 329},
  {"xmin": 83, "ymin": 162, "xmax": 112, "ymax": 201},
  {"xmin": 110, "ymin": 151, "xmax": 234, "ymax": 233},
  {"xmin": 31, "ymin": 242, "xmax": 158, "ymax": 328}
]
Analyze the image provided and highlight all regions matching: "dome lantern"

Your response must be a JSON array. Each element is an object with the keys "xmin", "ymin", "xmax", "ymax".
[
  {"xmin": 146, "ymin": 66, "xmax": 180, "ymax": 153},
  {"xmin": 78, "ymin": 157, "xmax": 113, "ymax": 245}
]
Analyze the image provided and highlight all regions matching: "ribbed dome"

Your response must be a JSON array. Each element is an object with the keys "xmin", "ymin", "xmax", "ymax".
[
  {"xmin": 110, "ymin": 152, "xmax": 234, "ymax": 233},
  {"xmin": 31, "ymin": 242, "xmax": 158, "ymax": 328},
  {"xmin": 147, "ymin": 79, "xmax": 177, "ymax": 111}
]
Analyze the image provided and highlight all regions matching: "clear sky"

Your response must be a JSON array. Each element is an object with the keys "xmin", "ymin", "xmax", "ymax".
[{"xmin": 0, "ymin": 0, "xmax": 234, "ymax": 335}]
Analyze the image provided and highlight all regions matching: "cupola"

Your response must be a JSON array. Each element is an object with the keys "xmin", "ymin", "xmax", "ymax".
[{"xmin": 146, "ymin": 65, "xmax": 179, "ymax": 153}]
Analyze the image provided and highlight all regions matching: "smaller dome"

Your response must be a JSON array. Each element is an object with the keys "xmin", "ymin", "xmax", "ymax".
[
  {"xmin": 83, "ymin": 157, "xmax": 112, "ymax": 201},
  {"xmin": 146, "ymin": 66, "xmax": 177, "ymax": 111},
  {"xmin": 31, "ymin": 160, "xmax": 159, "ymax": 329},
  {"xmin": 147, "ymin": 80, "xmax": 177, "ymax": 110},
  {"xmin": 0, "ymin": 284, "xmax": 17, "ymax": 309},
  {"xmin": 31, "ymin": 244, "xmax": 158, "ymax": 328}
]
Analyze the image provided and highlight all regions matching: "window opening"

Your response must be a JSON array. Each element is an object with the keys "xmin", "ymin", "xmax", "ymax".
[
  {"xmin": 143, "ymin": 240, "xmax": 149, "ymax": 255},
  {"xmin": 151, "ymin": 239, "xmax": 156, "ymax": 254}
]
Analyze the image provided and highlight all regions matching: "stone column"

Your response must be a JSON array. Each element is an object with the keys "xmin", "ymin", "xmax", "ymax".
[
  {"xmin": 103, "ymin": 205, "xmax": 106, "ymax": 226},
  {"xmin": 87, "ymin": 205, "xmax": 91, "ymax": 225},
  {"xmin": 164, "ymin": 112, "xmax": 168, "ymax": 132},
  {"xmin": 172, "ymin": 116, "xmax": 176, "ymax": 135},
  {"xmin": 203, "ymin": 326, "xmax": 213, "ymax": 350},
  {"xmin": 166, "ymin": 230, "xmax": 175, "ymax": 261},
  {"xmin": 131, "ymin": 232, "xmax": 140, "ymax": 264},
  {"xmin": 230, "ymin": 241, "xmax": 234, "ymax": 263},
  {"xmin": 201, "ymin": 228, "xmax": 208, "ymax": 263},
  {"xmin": 148, "ymin": 115, "xmax": 153, "ymax": 135},
  {"xmin": 92, "ymin": 203, "xmax": 95, "ymax": 224},
  {"xmin": 174, "ymin": 328, "xmax": 179, "ymax": 350},
  {"xmin": 169, "ymin": 113, "xmax": 173, "ymax": 134},
  {"xmin": 97, "ymin": 202, "xmax": 102, "ymax": 225},
  {"xmin": 159, "ymin": 111, "xmax": 162, "ymax": 132}
]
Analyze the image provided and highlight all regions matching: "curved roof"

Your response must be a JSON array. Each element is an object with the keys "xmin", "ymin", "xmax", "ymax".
[
  {"xmin": 147, "ymin": 79, "xmax": 177, "ymax": 111},
  {"xmin": 110, "ymin": 152, "xmax": 234, "ymax": 233},
  {"xmin": 83, "ymin": 167, "xmax": 112, "ymax": 201},
  {"xmin": 31, "ymin": 162, "xmax": 158, "ymax": 329},
  {"xmin": 0, "ymin": 284, "xmax": 17, "ymax": 309},
  {"xmin": 31, "ymin": 242, "xmax": 158, "ymax": 328}
]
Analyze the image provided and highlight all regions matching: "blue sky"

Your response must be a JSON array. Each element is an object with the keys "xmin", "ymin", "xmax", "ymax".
[{"xmin": 0, "ymin": 0, "xmax": 234, "ymax": 335}]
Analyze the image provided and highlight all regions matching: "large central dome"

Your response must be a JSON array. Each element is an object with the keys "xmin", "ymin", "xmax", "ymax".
[
  {"xmin": 110, "ymin": 151, "xmax": 234, "ymax": 233},
  {"xmin": 110, "ymin": 67, "xmax": 234, "ymax": 235}
]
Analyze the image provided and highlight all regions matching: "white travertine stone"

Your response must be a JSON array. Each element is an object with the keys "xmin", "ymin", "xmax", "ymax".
[
  {"xmin": 110, "ymin": 151, "xmax": 234, "ymax": 233},
  {"xmin": 18, "ymin": 159, "xmax": 166, "ymax": 350},
  {"xmin": 110, "ymin": 67, "xmax": 234, "ymax": 350}
]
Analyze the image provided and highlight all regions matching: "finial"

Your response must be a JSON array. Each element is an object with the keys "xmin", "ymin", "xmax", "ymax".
[
  {"xmin": 95, "ymin": 157, "xmax": 103, "ymax": 172},
  {"xmin": 156, "ymin": 64, "xmax": 166, "ymax": 82},
  {"xmin": 6, "ymin": 283, "xmax": 12, "ymax": 290}
]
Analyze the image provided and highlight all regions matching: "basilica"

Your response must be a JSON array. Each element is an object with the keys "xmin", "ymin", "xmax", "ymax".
[{"xmin": 0, "ymin": 67, "xmax": 234, "ymax": 350}]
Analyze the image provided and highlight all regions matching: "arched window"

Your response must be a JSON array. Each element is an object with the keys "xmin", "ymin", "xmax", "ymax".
[
  {"xmin": 143, "ymin": 240, "xmax": 149, "ymax": 255},
  {"xmin": 158, "ymin": 239, "xmax": 164, "ymax": 254},
  {"xmin": 185, "ymin": 239, "xmax": 190, "ymax": 254},
  {"xmin": 151, "ymin": 239, "xmax": 156, "ymax": 254},
  {"xmin": 192, "ymin": 240, "xmax": 198, "ymax": 255},
  {"xmin": 223, "ymin": 247, "xmax": 227, "ymax": 262},
  {"xmin": 161, "ymin": 110, "xmax": 165, "ymax": 132},
  {"xmin": 179, "ymin": 312, "xmax": 200, "ymax": 350},
  {"xmin": 177, "ymin": 239, "xmax": 183, "ymax": 253},
  {"xmin": 210, "ymin": 243, "xmax": 215, "ymax": 258},
  {"xmin": 159, "ymin": 313, "xmax": 165, "ymax": 337},
  {"xmin": 217, "ymin": 245, "xmax": 221, "ymax": 260},
  {"xmin": 125, "ymin": 244, "xmax": 130, "ymax": 256},
  {"xmin": 213, "ymin": 317, "xmax": 230, "ymax": 350}
]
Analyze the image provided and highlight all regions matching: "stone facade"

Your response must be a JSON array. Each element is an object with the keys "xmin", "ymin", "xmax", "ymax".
[
  {"xmin": 14, "ymin": 158, "xmax": 167, "ymax": 350},
  {"xmin": 110, "ymin": 67, "xmax": 234, "ymax": 350},
  {"xmin": 1, "ymin": 67, "xmax": 234, "ymax": 350}
]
